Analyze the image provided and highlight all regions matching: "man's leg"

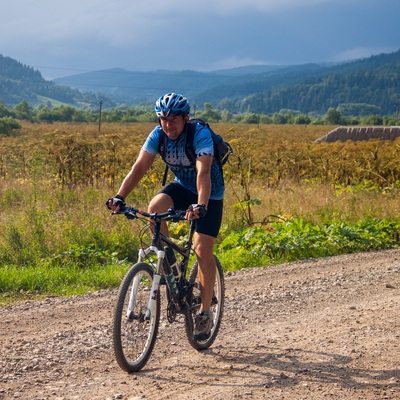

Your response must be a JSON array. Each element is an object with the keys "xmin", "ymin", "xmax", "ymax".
[
  {"xmin": 148, "ymin": 193, "xmax": 173, "ymax": 236},
  {"xmin": 193, "ymin": 232, "xmax": 216, "ymax": 340},
  {"xmin": 194, "ymin": 232, "xmax": 216, "ymax": 311}
]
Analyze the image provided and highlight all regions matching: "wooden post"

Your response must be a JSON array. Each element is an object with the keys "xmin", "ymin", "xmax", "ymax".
[{"xmin": 98, "ymin": 100, "xmax": 103, "ymax": 135}]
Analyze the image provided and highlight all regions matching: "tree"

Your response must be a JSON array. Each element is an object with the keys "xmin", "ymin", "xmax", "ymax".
[
  {"xmin": 0, "ymin": 102, "xmax": 13, "ymax": 118},
  {"xmin": 325, "ymin": 108, "xmax": 342, "ymax": 125},
  {"xmin": 0, "ymin": 117, "xmax": 21, "ymax": 136},
  {"xmin": 242, "ymin": 113, "xmax": 259, "ymax": 124},
  {"xmin": 13, "ymin": 100, "xmax": 33, "ymax": 121},
  {"xmin": 361, "ymin": 114, "xmax": 383, "ymax": 125},
  {"xmin": 220, "ymin": 109, "xmax": 231, "ymax": 122},
  {"xmin": 272, "ymin": 112, "xmax": 288, "ymax": 124},
  {"xmin": 294, "ymin": 114, "xmax": 311, "ymax": 124},
  {"xmin": 198, "ymin": 103, "xmax": 220, "ymax": 122}
]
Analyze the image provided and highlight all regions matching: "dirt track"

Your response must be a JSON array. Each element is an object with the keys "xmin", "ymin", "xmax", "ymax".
[{"xmin": 1, "ymin": 249, "xmax": 399, "ymax": 400}]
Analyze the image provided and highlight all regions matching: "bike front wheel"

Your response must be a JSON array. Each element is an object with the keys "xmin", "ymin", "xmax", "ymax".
[
  {"xmin": 113, "ymin": 262, "xmax": 160, "ymax": 372},
  {"xmin": 185, "ymin": 255, "xmax": 225, "ymax": 350}
]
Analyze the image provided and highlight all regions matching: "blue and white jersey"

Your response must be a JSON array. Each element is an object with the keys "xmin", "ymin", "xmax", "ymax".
[{"xmin": 142, "ymin": 123, "xmax": 225, "ymax": 200}]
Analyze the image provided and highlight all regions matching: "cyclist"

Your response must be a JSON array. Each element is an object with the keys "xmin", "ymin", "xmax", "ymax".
[{"xmin": 107, "ymin": 93, "xmax": 224, "ymax": 340}]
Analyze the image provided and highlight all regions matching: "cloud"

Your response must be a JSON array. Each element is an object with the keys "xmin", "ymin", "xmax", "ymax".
[
  {"xmin": 0, "ymin": 0, "xmax": 361, "ymax": 56},
  {"xmin": 1, "ymin": 0, "xmax": 397, "ymax": 79},
  {"xmin": 207, "ymin": 0, "xmax": 338, "ymax": 14},
  {"xmin": 1, "ymin": 0, "xmax": 342, "ymax": 44},
  {"xmin": 208, "ymin": 56, "xmax": 277, "ymax": 71},
  {"xmin": 334, "ymin": 46, "xmax": 399, "ymax": 62}
]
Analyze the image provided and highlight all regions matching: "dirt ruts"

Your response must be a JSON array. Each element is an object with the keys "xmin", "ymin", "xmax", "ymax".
[{"xmin": 1, "ymin": 249, "xmax": 399, "ymax": 399}]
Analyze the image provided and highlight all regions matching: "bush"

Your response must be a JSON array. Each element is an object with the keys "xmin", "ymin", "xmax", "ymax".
[{"xmin": 0, "ymin": 117, "xmax": 21, "ymax": 136}]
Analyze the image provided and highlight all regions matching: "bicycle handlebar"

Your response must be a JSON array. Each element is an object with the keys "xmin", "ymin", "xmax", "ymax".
[{"xmin": 114, "ymin": 206, "xmax": 187, "ymax": 222}]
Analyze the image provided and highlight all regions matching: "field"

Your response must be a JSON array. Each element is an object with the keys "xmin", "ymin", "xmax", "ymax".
[{"xmin": 0, "ymin": 121, "xmax": 399, "ymax": 300}]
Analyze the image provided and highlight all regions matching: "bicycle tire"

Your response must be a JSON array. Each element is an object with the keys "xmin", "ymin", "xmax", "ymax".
[
  {"xmin": 184, "ymin": 255, "xmax": 225, "ymax": 350},
  {"xmin": 113, "ymin": 262, "xmax": 160, "ymax": 372}
]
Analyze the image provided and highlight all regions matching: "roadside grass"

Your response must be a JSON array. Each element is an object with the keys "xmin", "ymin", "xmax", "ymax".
[
  {"xmin": 0, "ymin": 261, "xmax": 130, "ymax": 303},
  {"xmin": 217, "ymin": 216, "xmax": 400, "ymax": 271},
  {"xmin": 1, "ymin": 180, "xmax": 399, "ymax": 304}
]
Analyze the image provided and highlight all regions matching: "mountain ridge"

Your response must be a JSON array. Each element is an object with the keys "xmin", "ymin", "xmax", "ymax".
[
  {"xmin": 1, "ymin": 49, "xmax": 400, "ymax": 116},
  {"xmin": 0, "ymin": 54, "xmax": 115, "ymax": 108}
]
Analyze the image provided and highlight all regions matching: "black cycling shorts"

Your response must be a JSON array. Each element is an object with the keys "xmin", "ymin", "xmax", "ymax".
[{"xmin": 158, "ymin": 182, "xmax": 223, "ymax": 238}]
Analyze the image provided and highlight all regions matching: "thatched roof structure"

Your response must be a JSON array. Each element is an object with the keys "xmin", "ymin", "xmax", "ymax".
[{"xmin": 315, "ymin": 126, "xmax": 400, "ymax": 143}]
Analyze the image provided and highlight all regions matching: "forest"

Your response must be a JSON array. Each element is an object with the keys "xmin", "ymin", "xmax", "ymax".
[
  {"xmin": 1, "ymin": 50, "xmax": 400, "ymax": 117},
  {"xmin": 0, "ymin": 55, "xmax": 113, "ymax": 109},
  {"xmin": 2, "ymin": 98, "xmax": 400, "ymax": 138}
]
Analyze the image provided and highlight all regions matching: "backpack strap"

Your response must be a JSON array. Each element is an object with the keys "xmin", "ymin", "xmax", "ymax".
[
  {"xmin": 183, "ymin": 121, "xmax": 197, "ymax": 166},
  {"xmin": 161, "ymin": 163, "xmax": 169, "ymax": 186},
  {"xmin": 157, "ymin": 130, "xmax": 169, "ymax": 186},
  {"xmin": 157, "ymin": 129, "xmax": 168, "ymax": 161}
]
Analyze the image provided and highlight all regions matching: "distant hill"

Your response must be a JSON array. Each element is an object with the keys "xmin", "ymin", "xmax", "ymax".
[
  {"xmin": 54, "ymin": 49, "xmax": 400, "ymax": 115},
  {"xmin": 214, "ymin": 50, "xmax": 400, "ymax": 116},
  {"xmin": 2, "ymin": 49, "xmax": 400, "ymax": 116},
  {"xmin": 54, "ymin": 64, "xmax": 324, "ymax": 107},
  {"xmin": 54, "ymin": 68, "xmax": 245, "ymax": 105},
  {"xmin": 0, "ymin": 55, "xmax": 115, "ymax": 108}
]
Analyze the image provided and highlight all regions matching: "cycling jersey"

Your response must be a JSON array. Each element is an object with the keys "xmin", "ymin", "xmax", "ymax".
[{"xmin": 142, "ymin": 123, "xmax": 225, "ymax": 200}]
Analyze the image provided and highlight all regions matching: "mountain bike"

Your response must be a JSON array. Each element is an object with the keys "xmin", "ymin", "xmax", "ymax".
[{"xmin": 112, "ymin": 206, "xmax": 225, "ymax": 373}]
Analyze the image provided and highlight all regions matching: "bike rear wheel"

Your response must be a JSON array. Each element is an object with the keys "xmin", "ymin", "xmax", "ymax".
[
  {"xmin": 185, "ymin": 255, "xmax": 225, "ymax": 350},
  {"xmin": 113, "ymin": 262, "xmax": 160, "ymax": 372}
]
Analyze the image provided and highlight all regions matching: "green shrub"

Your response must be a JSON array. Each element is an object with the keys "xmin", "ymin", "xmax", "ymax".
[{"xmin": 0, "ymin": 117, "xmax": 21, "ymax": 136}]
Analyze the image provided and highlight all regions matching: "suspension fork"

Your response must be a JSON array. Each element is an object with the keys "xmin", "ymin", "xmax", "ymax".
[{"xmin": 127, "ymin": 219, "xmax": 166, "ymax": 320}]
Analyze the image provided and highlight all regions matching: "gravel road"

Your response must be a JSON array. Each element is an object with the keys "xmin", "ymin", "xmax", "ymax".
[{"xmin": 1, "ymin": 249, "xmax": 399, "ymax": 399}]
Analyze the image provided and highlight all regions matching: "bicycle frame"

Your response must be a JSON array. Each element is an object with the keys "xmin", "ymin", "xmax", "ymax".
[{"xmin": 123, "ymin": 207, "xmax": 195, "ymax": 322}]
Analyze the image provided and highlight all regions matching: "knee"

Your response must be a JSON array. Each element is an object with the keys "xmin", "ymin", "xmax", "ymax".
[
  {"xmin": 148, "ymin": 197, "xmax": 158, "ymax": 213},
  {"xmin": 148, "ymin": 194, "xmax": 172, "ymax": 213},
  {"xmin": 194, "ymin": 241, "xmax": 204, "ymax": 257},
  {"xmin": 194, "ymin": 239, "xmax": 214, "ymax": 259}
]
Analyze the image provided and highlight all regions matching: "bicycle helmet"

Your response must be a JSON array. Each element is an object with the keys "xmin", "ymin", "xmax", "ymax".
[{"xmin": 155, "ymin": 93, "xmax": 190, "ymax": 117}]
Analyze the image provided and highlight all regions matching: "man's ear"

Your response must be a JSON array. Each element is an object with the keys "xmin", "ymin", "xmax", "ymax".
[{"xmin": 184, "ymin": 115, "xmax": 190, "ymax": 123}]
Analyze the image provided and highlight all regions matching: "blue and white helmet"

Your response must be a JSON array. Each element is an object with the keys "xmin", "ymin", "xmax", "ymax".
[{"xmin": 155, "ymin": 93, "xmax": 190, "ymax": 117}]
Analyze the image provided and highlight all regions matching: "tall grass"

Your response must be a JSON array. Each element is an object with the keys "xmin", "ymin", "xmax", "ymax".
[{"xmin": 0, "ymin": 122, "xmax": 399, "ymax": 301}]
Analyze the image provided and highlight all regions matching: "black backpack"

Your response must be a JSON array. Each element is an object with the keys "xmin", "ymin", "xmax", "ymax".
[{"xmin": 158, "ymin": 118, "xmax": 232, "ymax": 185}]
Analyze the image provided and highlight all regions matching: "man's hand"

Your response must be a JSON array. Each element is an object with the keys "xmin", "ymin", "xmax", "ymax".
[
  {"xmin": 186, "ymin": 203, "xmax": 207, "ymax": 220},
  {"xmin": 106, "ymin": 195, "xmax": 125, "ymax": 213}
]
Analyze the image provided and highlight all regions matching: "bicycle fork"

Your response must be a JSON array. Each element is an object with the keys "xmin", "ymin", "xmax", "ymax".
[{"xmin": 126, "ymin": 246, "xmax": 165, "ymax": 322}]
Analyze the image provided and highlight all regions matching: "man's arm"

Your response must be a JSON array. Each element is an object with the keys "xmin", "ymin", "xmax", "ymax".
[
  {"xmin": 195, "ymin": 154, "xmax": 213, "ymax": 206},
  {"xmin": 117, "ymin": 149, "xmax": 156, "ymax": 199},
  {"xmin": 185, "ymin": 154, "xmax": 212, "ymax": 220}
]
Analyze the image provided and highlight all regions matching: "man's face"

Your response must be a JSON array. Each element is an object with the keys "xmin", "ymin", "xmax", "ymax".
[{"xmin": 159, "ymin": 115, "xmax": 188, "ymax": 140}]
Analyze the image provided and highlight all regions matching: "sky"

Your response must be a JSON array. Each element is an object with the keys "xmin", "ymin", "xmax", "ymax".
[{"xmin": 1, "ymin": 0, "xmax": 400, "ymax": 80}]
